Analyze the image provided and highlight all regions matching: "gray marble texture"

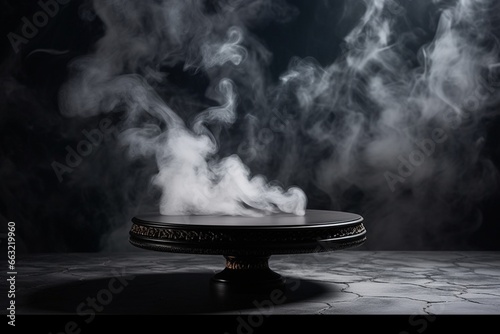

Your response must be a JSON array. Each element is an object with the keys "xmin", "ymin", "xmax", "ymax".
[{"xmin": 10, "ymin": 250, "xmax": 500, "ymax": 315}]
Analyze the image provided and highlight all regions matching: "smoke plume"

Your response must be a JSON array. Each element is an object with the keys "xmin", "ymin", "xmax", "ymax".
[
  {"xmin": 2, "ymin": 0, "xmax": 500, "ymax": 251},
  {"xmin": 59, "ymin": 0, "xmax": 307, "ymax": 217},
  {"xmin": 245, "ymin": 0, "xmax": 500, "ymax": 249}
]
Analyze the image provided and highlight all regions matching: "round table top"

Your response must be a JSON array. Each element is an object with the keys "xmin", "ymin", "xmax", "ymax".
[
  {"xmin": 132, "ymin": 209, "xmax": 362, "ymax": 229},
  {"xmin": 129, "ymin": 210, "xmax": 366, "ymax": 256}
]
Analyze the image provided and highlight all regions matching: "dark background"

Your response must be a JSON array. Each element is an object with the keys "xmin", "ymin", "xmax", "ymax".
[{"xmin": 1, "ymin": 0, "xmax": 499, "ymax": 253}]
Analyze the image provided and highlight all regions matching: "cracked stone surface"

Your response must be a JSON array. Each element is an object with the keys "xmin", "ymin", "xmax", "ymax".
[{"xmin": 7, "ymin": 250, "xmax": 500, "ymax": 315}]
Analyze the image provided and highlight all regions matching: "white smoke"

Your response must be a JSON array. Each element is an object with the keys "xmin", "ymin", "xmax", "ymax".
[
  {"xmin": 59, "ymin": 0, "xmax": 307, "ymax": 217},
  {"xmin": 242, "ymin": 0, "xmax": 500, "ymax": 248},
  {"xmin": 57, "ymin": 0, "xmax": 500, "ymax": 249}
]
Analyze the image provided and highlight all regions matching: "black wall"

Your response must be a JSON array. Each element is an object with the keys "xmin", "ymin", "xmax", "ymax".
[{"xmin": 1, "ymin": 0, "xmax": 499, "ymax": 253}]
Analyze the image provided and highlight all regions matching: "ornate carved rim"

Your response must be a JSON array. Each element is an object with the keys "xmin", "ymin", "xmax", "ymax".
[
  {"xmin": 129, "ymin": 235, "xmax": 366, "ymax": 256},
  {"xmin": 129, "ymin": 219, "xmax": 366, "ymax": 255}
]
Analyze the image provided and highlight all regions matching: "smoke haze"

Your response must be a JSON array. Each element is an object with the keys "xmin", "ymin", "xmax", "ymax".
[{"xmin": 1, "ymin": 0, "xmax": 499, "ymax": 252}]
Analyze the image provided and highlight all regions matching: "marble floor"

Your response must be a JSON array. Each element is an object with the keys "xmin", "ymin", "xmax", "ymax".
[{"xmin": 11, "ymin": 250, "xmax": 500, "ymax": 316}]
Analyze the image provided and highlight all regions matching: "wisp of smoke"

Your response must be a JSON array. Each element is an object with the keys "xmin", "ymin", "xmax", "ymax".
[
  {"xmin": 239, "ymin": 0, "xmax": 500, "ymax": 248},
  {"xmin": 56, "ymin": 0, "xmax": 500, "ymax": 250},
  {"xmin": 59, "ymin": 0, "xmax": 307, "ymax": 217}
]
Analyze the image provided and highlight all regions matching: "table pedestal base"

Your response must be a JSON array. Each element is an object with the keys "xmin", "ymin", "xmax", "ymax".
[{"xmin": 210, "ymin": 256, "xmax": 285, "ymax": 293}]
